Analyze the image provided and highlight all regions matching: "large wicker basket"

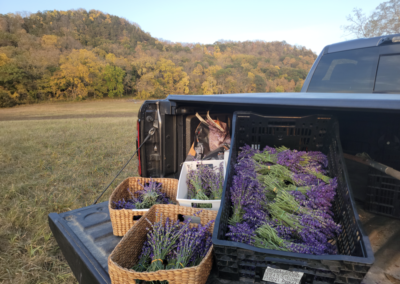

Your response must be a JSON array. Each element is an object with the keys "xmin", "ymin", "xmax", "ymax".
[
  {"xmin": 108, "ymin": 204, "xmax": 217, "ymax": 284},
  {"xmin": 109, "ymin": 177, "xmax": 179, "ymax": 236}
]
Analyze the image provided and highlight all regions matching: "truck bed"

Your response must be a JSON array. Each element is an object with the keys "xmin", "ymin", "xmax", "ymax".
[{"xmin": 49, "ymin": 201, "xmax": 400, "ymax": 284}]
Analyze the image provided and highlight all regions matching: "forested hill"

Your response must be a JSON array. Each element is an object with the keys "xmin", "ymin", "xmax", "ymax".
[{"xmin": 0, "ymin": 9, "xmax": 317, "ymax": 107}]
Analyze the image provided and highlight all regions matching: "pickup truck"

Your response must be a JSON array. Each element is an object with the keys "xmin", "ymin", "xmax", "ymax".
[{"xmin": 49, "ymin": 34, "xmax": 400, "ymax": 284}]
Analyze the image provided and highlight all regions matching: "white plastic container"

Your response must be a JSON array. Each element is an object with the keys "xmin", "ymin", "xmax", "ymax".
[
  {"xmin": 177, "ymin": 160, "xmax": 226, "ymax": 211},
  {"xmin": 132, "ymin": 209, "xmax": 149, "ymax": 212},
  {"xmin": 224, "ymin": 150, "xmax": 229, "ymax": 169}
]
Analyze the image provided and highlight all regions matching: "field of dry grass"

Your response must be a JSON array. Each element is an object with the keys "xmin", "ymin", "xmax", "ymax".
[
  {"xmin": 0, "ymin": 99, "xmax": 142, "ymax": 121},
  {"xmin": 0, "ymin": 99, "xmax": 142, "ymax": 283}
]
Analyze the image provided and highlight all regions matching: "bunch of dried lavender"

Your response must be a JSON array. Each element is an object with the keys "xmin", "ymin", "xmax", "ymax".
[
  {"xmin": 186, "ymin": 162, "xmax": 224, "ymax": 208},
  {"xmin": 113, "ymin": 179, "xmax": 173, "ymax": 210},
  {"xmin": 131, "ymin": 212, "xmax": 214, "ymax": 277}
]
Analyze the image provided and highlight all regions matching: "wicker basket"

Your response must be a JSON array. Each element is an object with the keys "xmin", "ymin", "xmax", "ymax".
[
  {"xmin": 109, "ymin": 177, "xmax": 179, "ymax": 236},
  {"xmin": 108, "ymin": 204, "xmax": 217, "ymax": 284}
]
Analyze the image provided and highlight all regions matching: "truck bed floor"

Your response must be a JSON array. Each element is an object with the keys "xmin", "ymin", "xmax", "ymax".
[{"xmin": 49, "ymin": 202, "xmax": 400, "ymax": 284}]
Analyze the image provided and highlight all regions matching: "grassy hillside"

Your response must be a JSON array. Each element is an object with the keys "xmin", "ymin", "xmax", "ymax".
[{"xmin": 0, "ymin": 10, "xmax": 316, "ymax": 107}]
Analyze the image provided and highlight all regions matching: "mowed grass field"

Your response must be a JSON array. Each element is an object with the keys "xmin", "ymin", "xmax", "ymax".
[{"xmin": 0, "ymin": 99, "xmax": 142, "ymax": 283}]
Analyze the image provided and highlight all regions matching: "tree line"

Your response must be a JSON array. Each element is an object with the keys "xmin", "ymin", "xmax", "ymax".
[{"xmin": 0, "ymin": 9, "xmax": 317, "ymax": 107}]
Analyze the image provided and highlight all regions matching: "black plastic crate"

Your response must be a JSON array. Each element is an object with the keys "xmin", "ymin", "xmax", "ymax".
[
  {"xmin": 212, "ymin": 112, "xmax": 374, "ymax": 284},
  {"xmin": 365, "ymin": 168, "xmax": 400, "ymax": 218}
]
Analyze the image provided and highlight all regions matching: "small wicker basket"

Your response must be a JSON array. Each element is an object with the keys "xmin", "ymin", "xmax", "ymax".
[
  {"xmin": 109, "ymin": 177, "xmax": 179, "ymax": 236},
  {"xmin": 108, "ymin": 204, "xmax": 217, "ymax": 284}
]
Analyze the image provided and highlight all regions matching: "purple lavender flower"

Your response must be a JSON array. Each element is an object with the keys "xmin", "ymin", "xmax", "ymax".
[
  {"xmin": 263, "ymin": 145, "xmax": 277, "ymax": 154},
  {"xmin": 229, "ymin": 172, "xmax": 266, "ymax": 226},
  {"xmin": 226, "ymin": 144, "xmax": 342, "ymax": 255},
  {"xmin": 131, "ymin": 211, "xmax": 214, "ymax": 273},
  {"xmin": 132, "ymin": 240, "xmax": 152, "ymax": 271},
  {"xmin": 146, "ymin": 214, "xmax": 191, "ymax": 272},
  {"xmin": 113, "ymin": 198, "xmax": 136, "ymax": 209},
  {"xmin": 226, "ymin": 222, "xmax": 256, "ymax": 245},
  {"xmin": 242, "ymin": 206, "xmax": 268, "ymax": 228},
  {"xmin": 113, "ymin": 179, "xmax": 173, "ymax": 210},
  {"xmin": 173, "ymin": 220, "xmax": 214, "ymax": 268}
]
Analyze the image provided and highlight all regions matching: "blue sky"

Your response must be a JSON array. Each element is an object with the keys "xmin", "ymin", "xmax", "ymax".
[{"xmin": 1, "ymin": 0, "xmax": 384, "ymax": 54}]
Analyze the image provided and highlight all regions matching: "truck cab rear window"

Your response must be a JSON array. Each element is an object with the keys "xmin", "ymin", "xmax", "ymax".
[
  {"xmin": 374, "ymin": 54, "xmax": 400, "ymax": 93},
  {"xmin": 307, "ymin": 48, "xmax": 378, "ymax": 93}
]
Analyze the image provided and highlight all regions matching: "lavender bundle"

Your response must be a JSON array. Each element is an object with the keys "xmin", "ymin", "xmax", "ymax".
[
  {"xmin": 113, "ymin": 179, "xmax": 174, "ymax": 210},
  {"xmin": 186, "ymin": 162, "xmax": 224, "ymax": 208},
  {"xmin": 171, "ymin": 222, "xmax": 213, "ymax": 269},
  {"xmin": 226, "ymin": 145, "xmax": 341, "ymax": 255},
  {"xmin": 132, "ymin": 212, "xmax": 214, "ymax": 276}
]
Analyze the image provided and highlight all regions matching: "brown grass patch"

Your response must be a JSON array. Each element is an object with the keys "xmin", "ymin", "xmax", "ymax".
[{"xmin": 0, "ymin": 99, "xmax": 142, "ymax": 121}]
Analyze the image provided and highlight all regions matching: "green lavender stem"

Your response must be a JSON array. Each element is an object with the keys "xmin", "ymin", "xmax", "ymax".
[
  {"xmin": 258, "ymin": 174, "xmax": 311, "ymax": 195},
  {"xmin": 253, "ymin": 224, "xmax": 289, "ymax": 251}
]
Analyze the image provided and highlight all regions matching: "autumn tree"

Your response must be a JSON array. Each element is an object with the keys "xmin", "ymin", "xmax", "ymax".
[
  {"xmin": 51, "ymin": 49, "xmax": 104, "ymax": 99},
  {"xmin": 343, "ymin": 0, "xmax": 400, "ymax": 38},
  {"xmin": 201, "ymin": 76, "xmax": 218, "ymax": 94},
  {"xmin": 0, "ymin": 53, "xmax": 10, "ymax": 66},
  {"xmin": 103, "ymin": 65, "xmax": 125, "ymax": 97},
  {"xmin": 254, "ymin": 75, "xmax": 266, "ymax": 92},
  {"xmin": 0, "ymin": 87, "xmax": 17, "ymax": 107}
]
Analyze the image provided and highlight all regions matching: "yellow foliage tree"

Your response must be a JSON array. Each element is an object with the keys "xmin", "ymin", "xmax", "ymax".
[
  {"xmin": 0, "ymin": 53, "xmax": 10, "ymax": 67},
  {"xmin": 134, "ymin": 56, "xmax": 156, "ymax": 76},
  {"xmin": 155, "ymin": 58, "xmax": 190, "ymax": 96},
  {"xmin": 201, "ymin": 76, "xmax": 217, "ymax": 95},
  {"xmin": 241, "ymin": 63, "xmax": 252, "ymax": 72},
  {"xmin": 192, "ymin": 64, "xmax": 204, "ymax": 76},
  {"xmin": 246, "ymin": 72, "xmax": 256, "ymax": 92},
  {"xmin": 204, "ymin": 65, "xmax": 222, "ymax": 76},
  {"xmin": 214, "ymin": 46, "xmax": 222, "ymax": 58},
  {"xmin": 41, "ymin": 35, "xmax": 58, "ymax": 48},
  {"xmin": 224, "ymin": 76, "xmax": 237, "ymax": 93},
  {"xmin": 136, "ymin": 72, "xmax": 155, "ymax": 99},
  {"xmin": 51, "ymin": 49, "xmax": 104, "ymax": 99},
  {"xmin": 105, "ymin": 53, "xmax": 116, "ymax": 64},
  {"xmin": 175, "ymin": 74, "xmax": 190, "ymax": 94}
]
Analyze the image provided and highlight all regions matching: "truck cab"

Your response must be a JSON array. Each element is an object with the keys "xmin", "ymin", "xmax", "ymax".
[{"xmin": 49, "ymin": 34, "xmax": 400, "ymax": 284}]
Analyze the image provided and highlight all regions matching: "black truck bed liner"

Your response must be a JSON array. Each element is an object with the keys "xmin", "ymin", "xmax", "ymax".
[
  {"xmin": 49, "ymin": 201, "xmax": 400, "ymax": 284},
  {"xmin": 49, "ymin": 202, "xmax": 118, "ymax": 284}
]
